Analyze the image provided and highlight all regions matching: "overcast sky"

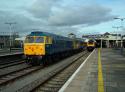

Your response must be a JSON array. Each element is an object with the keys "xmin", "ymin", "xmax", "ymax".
[{"xmin": 0, "ymin": 0, "xmax": 125, "ymax": 37}]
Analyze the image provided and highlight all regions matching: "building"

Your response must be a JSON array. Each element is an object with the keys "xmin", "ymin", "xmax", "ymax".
[
  {"xmin": 15, "ymin": 37, "xmax": 26, "ymax": 48},
  {"xmin": 82, "ymin": 32, "xmax": 125, "ymax": 48},
  {"xmin": 0, "ymin": 32, "xmax": 19, "ymax": 48}
]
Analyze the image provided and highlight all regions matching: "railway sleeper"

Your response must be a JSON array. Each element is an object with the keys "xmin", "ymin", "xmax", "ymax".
[
  {"xmin": 42, "ymin": 84, "xmax": 62, "ymax": 88},
  {"xmin": 50, "ymin": 79, "xmax": 65, "ymax": 82},
  {"xmin": 44, "ymin": 82, "xmax": 63, "ymax": 86},
  {"xmin": 47, "ymin": 81, "xmax": 64, "ymax": 85},
  {"xmin": 39, "ymin": 87, "xmax": 60, "ymax": 92},
  {"xmin": 53, "ymin": 77, "xmax": 68, "ymax": 80}
]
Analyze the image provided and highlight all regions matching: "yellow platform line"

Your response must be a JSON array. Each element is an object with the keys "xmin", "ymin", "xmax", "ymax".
[{"xmin": 98, "ymin": 48, "xmax": 104, "ymax": 92}]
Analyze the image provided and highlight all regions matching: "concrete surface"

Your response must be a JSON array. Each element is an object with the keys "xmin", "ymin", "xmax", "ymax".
[{"xmin": 59, "ymin": 48, "xmax": 125, "ymax": 92}]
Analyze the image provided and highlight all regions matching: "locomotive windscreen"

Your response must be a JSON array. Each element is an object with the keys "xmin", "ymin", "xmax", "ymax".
[
  {"xmin": 36, "ymin": 37, "xmax": 44, "ymax": 43},
  {"xmin": 88, "ymin": 40, "xmax": 94, "ymax": 44},
  {"xmin": 25, "ymin": 36, "xmax": 44, "ymax": 43}
]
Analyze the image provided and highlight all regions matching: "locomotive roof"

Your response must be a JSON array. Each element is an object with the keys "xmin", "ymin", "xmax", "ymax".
[{"xmin": 28, "ymin": 31, "xmax": 73, "ymax": 41}]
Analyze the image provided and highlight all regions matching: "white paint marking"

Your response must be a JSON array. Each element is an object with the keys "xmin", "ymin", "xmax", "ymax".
[{"xmin": 58, "ymin": 49, "xmax": 95, "ymax": 92}]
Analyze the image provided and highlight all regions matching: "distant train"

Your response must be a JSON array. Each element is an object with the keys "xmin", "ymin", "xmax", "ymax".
[
  {"xmin": 86, "ymin": 39, "xmax": 96, "ymax": 52},
  {"xmin": 24, "ymin": 31, "xmax": 85, "ymax": 65}
]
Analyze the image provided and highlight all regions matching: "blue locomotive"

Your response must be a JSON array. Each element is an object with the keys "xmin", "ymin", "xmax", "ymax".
[{"xmin": 24, "ymin": 31, "xmax": 84, "ymax": 65}]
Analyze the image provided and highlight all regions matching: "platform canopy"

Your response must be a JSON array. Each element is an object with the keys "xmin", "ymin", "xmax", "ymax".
[{"xmin": 15, "ymin": 37, "xmax": 26, "ymax": 41}]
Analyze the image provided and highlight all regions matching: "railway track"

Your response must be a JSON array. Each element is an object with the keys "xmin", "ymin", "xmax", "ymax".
[
  {"xmin": 0, "ymin": 59, "xmax": 24, "ymax": 69},
  {"xmin": 16, "ymin": 51, "xmax": 90, "ymax": 92},
  {"xmin": 32, "ymin": 51, "xmax": 90, "ymax": 92},
  {"xmin": 0, "ymin": 51, "xmax": 90, "ymax": 92},
  {"xmin": 0, "ymin": 65, "xmax": 42, "ymax": 86},
  {"xmin": 0, "ymin": 53, "xmax": 23, "ymax": 66},
  {"xmin": 0, "ymin": 61, "xmax": 30, "ymax": 77}
]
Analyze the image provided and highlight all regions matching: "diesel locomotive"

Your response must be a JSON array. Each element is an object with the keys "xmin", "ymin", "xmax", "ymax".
[
  {"xmin": 86, "ymin": 39, "xmax": 96, "ymax": 52},
  {"xmin": 24, "ymin": 31, "xmax": 85, "ymax": 65}
]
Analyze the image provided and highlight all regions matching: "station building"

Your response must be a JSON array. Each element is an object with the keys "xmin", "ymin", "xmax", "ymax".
[{"xmin": 82, "ymin": 32, "xmax": 125, "ymax": 48}]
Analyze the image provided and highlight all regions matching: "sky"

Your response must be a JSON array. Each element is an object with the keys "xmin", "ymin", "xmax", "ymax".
[{"xmin": 0, "ymin": 0, "xmax": 125, "ymax": 37}]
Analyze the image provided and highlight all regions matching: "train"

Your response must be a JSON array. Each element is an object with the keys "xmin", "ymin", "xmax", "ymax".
[
  {"xmin": 23, "ymin": 31, "xmax": 85, "ymax": 65},
  {"xmin": 86, "ymin": 39, "xmax": 96, "ymax": 52}
]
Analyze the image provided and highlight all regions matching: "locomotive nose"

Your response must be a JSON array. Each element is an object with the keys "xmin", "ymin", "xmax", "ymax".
[{"xmin": 24, "ymin": 43, "xmax": 45, "ymax": 55}]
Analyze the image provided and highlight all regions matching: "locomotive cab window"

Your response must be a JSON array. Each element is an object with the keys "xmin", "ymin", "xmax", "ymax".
[
  {"xmin": 25, "ymin": 36, "xmax": 34, "ymax": 43},
  {"xmin": 35, "ymin": 36, "xmax": 44, "ymax": 43}
]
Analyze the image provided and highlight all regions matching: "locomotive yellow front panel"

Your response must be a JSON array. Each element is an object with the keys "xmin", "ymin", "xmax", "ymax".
[
  {"xmin": 24, "ymin": 43, "xmax": 45, "ymax": 55},
  {"xmin": 87, "ymin": 43, "xmax": 95, "ymax": 47}
]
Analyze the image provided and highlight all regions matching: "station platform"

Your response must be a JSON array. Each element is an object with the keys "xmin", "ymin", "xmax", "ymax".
[
  {"xmin": 0, "ymin": 48, "xmax": 23, "ymax": 56},
  {"xmin": 59, "ymin": 48, "xmax": 125, "ymax": 92}
]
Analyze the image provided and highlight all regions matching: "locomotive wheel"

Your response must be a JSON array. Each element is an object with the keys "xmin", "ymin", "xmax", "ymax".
[
  {"xmin": 36, "ymin": 60, "xmax": 41, "ymax": 65},
  {"xmin": 42, "ymin": 57, "xmax": 48, "ymax": 66},
  {"xmin": 25, "ymin": 59, "xmax": 31, "ymax": 65},
  {"xmin": 30, "ymin": 58, "xmax": 40, "ymax": 66},
  {"xmin": 48, "ymin": 56, "xmax": 53, "ymax": 64}
]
